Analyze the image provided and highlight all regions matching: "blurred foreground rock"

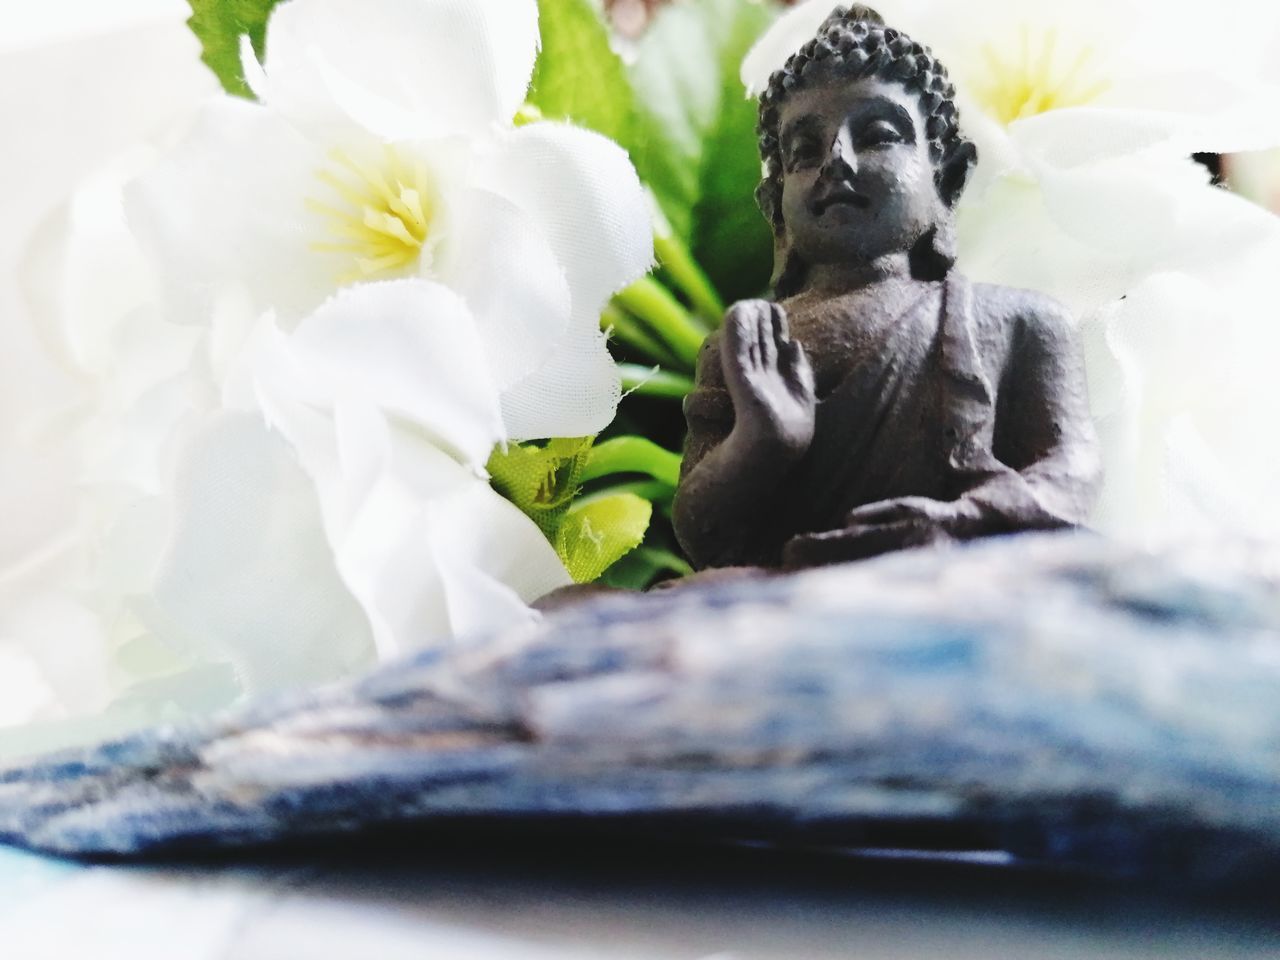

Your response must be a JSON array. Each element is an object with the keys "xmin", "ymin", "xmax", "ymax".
[{"xmin": 1, "ymin": 532, "xmax": 1277, "ymax": 881}]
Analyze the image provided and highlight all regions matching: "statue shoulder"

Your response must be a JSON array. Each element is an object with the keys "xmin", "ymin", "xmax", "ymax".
[
  {"xmin": 685, "ymin": 326, "xmax": 731, "ymax": 423},
  {"xmin": 968, "ymin": 281, "xmax": 1077, "ymax": 351},
  {"xmin": 691, "ymin": 326, "xmax": 727, "ymax": 391}
]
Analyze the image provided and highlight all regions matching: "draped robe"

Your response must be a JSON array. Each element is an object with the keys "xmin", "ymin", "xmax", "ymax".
[{"xmin": 678, "ymin": 273, "xmax": 1101, "ymax": 568}]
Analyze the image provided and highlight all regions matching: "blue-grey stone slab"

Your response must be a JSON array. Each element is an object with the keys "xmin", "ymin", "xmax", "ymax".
[{"xmin": 1, "ymin": 532, "xmax": 1277, "ymax": 881}]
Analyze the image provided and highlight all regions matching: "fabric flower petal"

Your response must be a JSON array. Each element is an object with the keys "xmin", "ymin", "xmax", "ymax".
[
  {"xmin": 477, "ymin": 121, "xmax": 654, "ymax": 320},
  {"xmin": 334, "ymin": 426, "xmax": 569, "ymax": 654},
  {"xmin": 743, "ymin": 0, "xmax": 1280, "ymax": 169},
  {"xmin": 424, "ymin": 477, "xmax": 571, "ymax": 635},
  {"xmin": 499, "ymin": 321, "xmax": 621, "ymax": 441},
  {"xmin": 255, "ymin": 0, "xmax": 540, "ymax": 140},
  {"xmin": 740, "ymin": 0, "xmax": 827, "ymax": 95},
  {"xmin": 126, "ymin": 96, "xmax": 339, "ymax": 323},
  {"xmin": 259, "ymin": 393, "xmax": 565, "ymax": 656},
  {"xmin": 144, "ymin": 412, "xmax": 376, "ymax": 694},
  {"xmin": 434, "ymin": 187, "xmax": 572, "ymax": 391},
  {"xmin": 255, "ymin": 279, "xmax": 506, "ymax": 470}
]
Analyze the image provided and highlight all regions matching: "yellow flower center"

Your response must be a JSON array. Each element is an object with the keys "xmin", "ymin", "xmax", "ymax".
[
  {"xmin": 972, "ymin": 26, "xmax": 1111, "ymax": 125},
  {"xmin": 307, "ymin": 146, "xmax": 435, "ymax": 283}
]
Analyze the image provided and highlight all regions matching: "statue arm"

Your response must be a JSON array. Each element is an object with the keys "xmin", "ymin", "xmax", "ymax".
[
  {"xmin": 784, "ymin": 298, "xmax": 1101, "ymax": 568},
  {"xmin": 673, "ymin": 333, "xmax": 789, "ymax": 568},
  {"xmin": 958, "ymin": 300, "xmax": 1102, "ymax": 533},
  {"xmin": 674, "ymin": 303, "xmax": 816, "ymax": 569}
]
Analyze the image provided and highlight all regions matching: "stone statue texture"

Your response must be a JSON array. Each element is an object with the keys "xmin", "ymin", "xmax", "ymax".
[{"xmin": 673, "ymin": 5, "xmax": 1102, "ymax": 570}]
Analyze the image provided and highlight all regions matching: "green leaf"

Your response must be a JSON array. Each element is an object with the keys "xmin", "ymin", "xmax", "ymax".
[
  {"xmin": 628, "ymin": 0, "xmax": 780, "ymax": 302},
  {"xmin": 556, "ymin": 493, "xmax": 653, "ymax": 584},
  {"xmin": 529, "ymin": 0, "xmax": 636, "ymax": 143},
  {"xmin": 186, "ymin": 0, "xmax": 282, "ymax": 98},
  {"xmin": 487, "ymin": 437, "xmax": 595, "ymax": 541},
  {"xmin": 488, "ymin": 437, "xmax": 665, "ymax": 582},
  {"xmin": 618, "ymin": 363, "xmax": 696, "ymax": 400},
  {"xmin": 600, "ymin": 545, "xmax": 693, "ymax": 590},
  {"xmin": 581, "ymin": 436, "xmax": 681, "ymax": 488}
]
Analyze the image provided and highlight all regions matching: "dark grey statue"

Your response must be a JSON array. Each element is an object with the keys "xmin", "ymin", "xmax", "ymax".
[{"xmin": 673, "ymin": 5, "xmax": 1101, "ymax": 570}]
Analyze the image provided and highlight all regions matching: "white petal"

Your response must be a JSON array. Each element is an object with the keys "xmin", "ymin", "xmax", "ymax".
[
  {"xmin": 289, "ymin": 406, "xmax": 565, "ymax": 656},
  {"xmin": 957, "ymin": 156, "xmax": 1280, "ymax": 319},
  {"xmin": 342, "ymin": 464, "xmax": 565, "ymax": 655},
  {"xmin": 1038, "ymin": 156, "xmax": 1280, "ymax": 290},
  {"xmin": 144, "ymin": 412, "xmax": 376, "ymax": 695},
  {"xmin": 1110, "ymin": 0, "xmax": 1280, "ymax": 154},
  {"xmin": 0, "ymin": 598, "xmax": 113, "ymax": 728},
  {"xmin": 1009, "ymin": 109, "xmax": 1199, "ymax": 172},
  {"xmin": 436, "ymin": 187, "xmax": 571, "ymax": 391},
  {"xmin": 256, "ymin": 280, "xmax": 506, "ymax": 469},
  {"xmin": 20, "ymin": 152, "xmax": 160, "ymax": 376},
  {"xmin": 740, "ymin": 0, "xmax": 828, "ymax": 94},
  {"xmin": 746, "ymin": 0, "xmax": 1280, "ymax": 169},
  {"xmin": 1226, "ymin": 148, "xmax": 1280, "ymax": 212},
  {"xmin": 257, "ymin": 0, "xmax": 539, "ymax": 139},
  {"xmin": 1084, "ymin": 273, "xmax": 1280, "ymax": 543},
  {"xmin": 125, "ymin": 96, "xmax": 338, "ymax": 323},
  {"xmin": 956, "ymin": 175, "xmax": 1135, "ymax": 318},
  {"xmin": 478, "ymin": 121, "xmax": 654, "ymax": 322},
  {"xmin": 425, "ymin": 479, "xmax": 570, "ymax": 632},
  {"xmin": 499, "ymin": 321, "xmax": 621, "ymax": 440}
]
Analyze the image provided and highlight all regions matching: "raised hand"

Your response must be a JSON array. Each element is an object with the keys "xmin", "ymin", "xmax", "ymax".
[{"xmin": 721, "ymin": 299, "xmax": 816, "ymax": 458}]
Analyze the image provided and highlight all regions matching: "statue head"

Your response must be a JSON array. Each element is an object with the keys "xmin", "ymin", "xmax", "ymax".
[{"xmin": 756, "ymin": 5, "xmax": 978, "ymax": 295}]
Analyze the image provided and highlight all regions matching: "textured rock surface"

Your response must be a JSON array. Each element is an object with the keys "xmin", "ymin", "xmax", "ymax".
[{"xmin": 1, "ymin": 532, "xmax": 1278, "ymax": 880}]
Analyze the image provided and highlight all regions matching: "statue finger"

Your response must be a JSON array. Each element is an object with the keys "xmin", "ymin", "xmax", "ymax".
[
  {"xmin": 845, "ymin": 499, "xmax": 917, "ymax": 525},
  {"xmin": 723, "ymin": 302, "xmax": 754, "ymax": 354},
  {"xmin": 758, "ymin": 306, "xmax": 777, "ymax": 368},
  {"xmin": 723, "ymin": 315, "xmax": 757, "ymax": 381},
  {"xmin": 781, "ymin": 340, "xmax": 814, "ymax": 397},
  {"xmin": 770, "ymin": 302, "xmax": 791, "ymax": 345}
]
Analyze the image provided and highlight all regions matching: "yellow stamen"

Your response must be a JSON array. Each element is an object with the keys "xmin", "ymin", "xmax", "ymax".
[
  {"xmin": 972, "ymin": 25, "xmax": 1111, "ymax": 126},
  {"xmin": 307, "ymin": 145, "xmax": 436, "ymax": 283}
]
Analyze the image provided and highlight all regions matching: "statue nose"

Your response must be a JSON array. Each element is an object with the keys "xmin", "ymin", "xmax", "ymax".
[{"xmin": 822, "ymin": 126, "xmax": 857, "ymax": 180}]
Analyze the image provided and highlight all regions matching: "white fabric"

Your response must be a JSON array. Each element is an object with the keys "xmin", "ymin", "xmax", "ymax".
[
  {"xmin": 126, "ymin": 97, "xmax": 336, "ymax": 323},
  {"xmin": 742, "ymin": 0, "xmax": 1280, "ymax": 173},
  {"xmin": 131, "ymin": 0, "xmax": 652, "ymax": 438},
  {"xmin": 437, "ymin": 187, "xmax": 572, "ymax": 390},
  {"xmin": 0, "ymin": 0, "xmax": 652, "ymax": 751},
  {"xmin": 252, "ymin": 0, "xmax": 540, "ymax": 141}
]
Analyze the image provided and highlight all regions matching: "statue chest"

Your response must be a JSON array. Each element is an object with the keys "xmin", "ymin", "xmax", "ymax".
[{"xmin": 788, "ymin": 289, "xmax": 944, "ymax": 400}]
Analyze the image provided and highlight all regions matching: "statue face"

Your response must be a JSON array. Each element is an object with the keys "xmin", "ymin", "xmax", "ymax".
[{"xmin": 777, "ymin": 74, "xmax": 942, "ymax": 269}]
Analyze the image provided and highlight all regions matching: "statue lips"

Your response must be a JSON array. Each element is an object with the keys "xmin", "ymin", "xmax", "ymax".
[{"xmin": 809, "ymin": 180, "xmax": 871, "ymax": 218}]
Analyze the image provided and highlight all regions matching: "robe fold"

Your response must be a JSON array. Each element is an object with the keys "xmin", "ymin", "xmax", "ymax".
[{"xmin": 678, "ymin": 273, "xmax": 1101, "ymax": 568}]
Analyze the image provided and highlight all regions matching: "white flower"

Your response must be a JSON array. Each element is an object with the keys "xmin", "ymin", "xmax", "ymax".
[
  {"xmin": 0, "ymin": 0, "xmax": 653, "ymax": 752},
  {"xmin": 244, "ymin": 280, "xmax": 572, "ymax": 659},
  {"xmin": 113, "ymin": 0, "xmax": 655, "ymax": 659},
  {"xmin": 2, "ymin": 166, "xmax": 578, "ymax": 755},
  {"xmin": 129, "ymin": 0, "xmax": 652, "ymax": 440},
  {"xmin": 1226, "ymin": 149, "xmax": 1280, "ymax": 214},
  {"xmin": 956, "ymin": 154, "xmax": 1280, "ymax": 542},
  {"xmin": 742, "ymin": 0, "xmax": 1280, "ymax": 182}
]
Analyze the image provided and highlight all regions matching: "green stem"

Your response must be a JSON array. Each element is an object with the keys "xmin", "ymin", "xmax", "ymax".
[
  {"xmin": 578, "ymin": 480, "xmax": 674, "ymax": 508},
  {"xmin": 632, "ymin": 546, "xmax": 694, "ymax": 577},
  {"xmin": 653, "ymin": 223, "xmax": 725, "ymax": 324},
  {"xmin": 582, "ymin": 436, "xmax": 682, "ymax": 488},
  {"xmin": 613, "ymin": 278, "xmax": 707, "ymax": 369},
  {"xmin": 601, "ymin": 304, "xmax": 683, "ymax": 369},
  {"xmin": 618, "ymin": 363, "xmax": 695, "ymax": 400}
]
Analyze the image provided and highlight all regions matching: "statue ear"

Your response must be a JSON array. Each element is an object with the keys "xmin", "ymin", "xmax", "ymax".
[
  {"xmin": 771, "ymin": 235, "xmax": 808, "ymax": 299},
  {"xmin": 909, "ymin": 219, "xmax": 956, "ymax": 282},
  {"xmin": 937, "ymin": 141, "xmax": 978, "ymax": 208}
]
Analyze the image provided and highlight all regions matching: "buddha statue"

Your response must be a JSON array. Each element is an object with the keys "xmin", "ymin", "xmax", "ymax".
[{"xmin": 673, "ymin": 5, "xmax": 1101, "ymax": 570}]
